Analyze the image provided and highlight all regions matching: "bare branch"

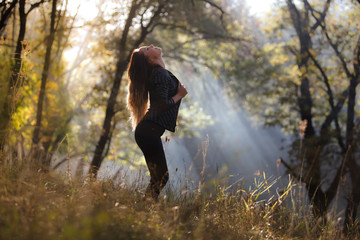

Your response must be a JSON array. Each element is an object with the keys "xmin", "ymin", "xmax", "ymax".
[
  {"xmin": 278, "ymin": 157, "xmax": 301, "ymax": 181},
  {"xmin": 143, "ymin": 0, "xmax": 169, "ymax": 33},
  {"xmin": 52, "ymin": 152, "xmax": 90, "ymax": 170},
  {"xmin": 152, "ymin": 22, "xmax": 246, "ymax": 42},
  {"xmin": 26, "ymin": 0, "xmax": 45, "ymax": 15},
  {"xmin": 304, "ymin": 0, "xmax": 331, "ymax": 33},
  {"xmin": 321, "ymin": 88, "xmax": 348, "ymax": 135},
  {"xmin": 138, "ymin": 0, "xmax": 149, "ymax": 29},
  {"xmin": 305, "ymin": 0, "xmax": 353, "ymax": 80},
  {"xmin": 323, "ymin": 25, "xmax": 353, "ymax": 80},
  {"xmin": 307, "ymin": 49, "xmax": 346, "ymax": 150},
  {"xmin": 118, "ymin": 0, "xmax": 141, "ymax": 55},
  {"xmin": 353, "ymin": 33, "xmax": 360, "ymax": 80},
  {"xmin": 285, "ymin": 45, "xmax": 298, "ymax": 57},
  {"xmin": 0, "ymin": 0, "xmax": 18, "ymax": 37},
  {"xmin": 55, "ymin": 1, "xmax": 79, "ymax": 62},
  {"xmin": 201, "ymin": 0, "xmax": 226, "ymax": 28}
]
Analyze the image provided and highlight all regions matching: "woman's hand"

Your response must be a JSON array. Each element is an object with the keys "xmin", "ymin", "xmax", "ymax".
[
  {"xmin": 172, "ymin": 82, "xmax": 188, "ymax": 103},
  {"xmin": 177, "ymin": 82, "xmax": 188, "ymax": 97}
]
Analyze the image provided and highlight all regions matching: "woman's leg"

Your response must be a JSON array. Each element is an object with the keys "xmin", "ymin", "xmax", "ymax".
[{"xmin": 135, "ymin": 120, "xmax": 169, "ymax": 200}]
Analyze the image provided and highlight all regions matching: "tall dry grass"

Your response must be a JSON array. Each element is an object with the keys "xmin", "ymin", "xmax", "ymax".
[{"xmin": 0, "ymin": 153, "xmax": 359, "ymax": 240}]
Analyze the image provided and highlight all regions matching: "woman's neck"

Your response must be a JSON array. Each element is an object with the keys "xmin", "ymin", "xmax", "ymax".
[{"xmin": 152, "ymin": 58, "xmax": 165, "ymax": 68}]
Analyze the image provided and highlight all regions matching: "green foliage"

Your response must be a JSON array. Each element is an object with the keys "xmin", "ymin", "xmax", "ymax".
[{"xmin": 177, "ymin": 101, "xmax": 214, "ymax": 138}]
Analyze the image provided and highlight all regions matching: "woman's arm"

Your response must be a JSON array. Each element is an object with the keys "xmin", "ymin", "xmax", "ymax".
[
  {"xmin": 151, "ymin": 69, "xmax": 188, "ymax": 112},
  {"xmin": 151, "ymin": 70, "xmax": 176, "ymax": 112}
]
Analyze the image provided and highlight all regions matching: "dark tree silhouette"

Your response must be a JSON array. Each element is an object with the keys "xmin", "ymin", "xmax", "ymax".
[
  {"xmin": 0, "ymin": 0, "xmax": 18, "ymax": 37},
  {"xmin": 31, "ymin": 0, "xmax": 58, "ymax": 170}
]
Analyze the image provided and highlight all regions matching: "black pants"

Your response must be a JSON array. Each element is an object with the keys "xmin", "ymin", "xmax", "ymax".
[{"xmin": 135, "ymin": 120, "xmax": 169, "ymax": 200}]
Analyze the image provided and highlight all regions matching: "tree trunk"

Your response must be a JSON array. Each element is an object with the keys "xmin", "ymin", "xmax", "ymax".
[
  {"xmin": 89, "ymin": 61, "xmax": 128, "ymax": 178},
  {"xmin": 0, "ymin": 0, "xmax": 26, "ymax": 150},
  {"xmin": 344, "ymin": 164, "xmax": 360, "ymax": 234},
  {"xmin": 342, "ymin": 26, "xmax": 360, "ymax": 231},
  {"xmin": 282, "ymin": 0, "xmax": 358, "ymax": 225},
  {"xmin": 88, "ymin": 0, "xmax": 140, "ymax": 178},
  {"xmin": 286, "ymin": 0, "xmax": 328, "ymax": 217},
  {"xmin": 343, "ymin": 74, "xmax": 359, "ymax": 233},
  {"xmin": 31, "ymin": 0, "xmax": 58, "ymax": 170},
  {"xmin": 0, "ymin": 0, "xmax": 18, "ymax": 37}
]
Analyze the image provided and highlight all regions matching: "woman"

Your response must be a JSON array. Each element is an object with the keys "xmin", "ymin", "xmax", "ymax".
[{"xmin": 127, "ymin": 44, "xmax": 188, "ymax": 200}]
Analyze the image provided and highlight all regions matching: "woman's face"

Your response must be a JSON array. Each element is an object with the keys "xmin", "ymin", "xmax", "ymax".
[{"xmin": 139, "ymin": 44, "xmax": 162, "ymax": 62}]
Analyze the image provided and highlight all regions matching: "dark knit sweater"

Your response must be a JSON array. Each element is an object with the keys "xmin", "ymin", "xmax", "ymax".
[{"xmin": 142, "ymin": 67, "xmax": 181, "ymax": 132}]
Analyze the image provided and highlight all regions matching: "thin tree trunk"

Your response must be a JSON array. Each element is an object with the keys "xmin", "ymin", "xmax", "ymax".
[
  {"xmin": 88, "ymin": 0, "xmax": 140, "ymax": 179},
  {"xmin": 89, "ymin": 60, "xmax": 131, "ymax": 178},
  {"xmin": 342, "ymin": 26, "xmax": 360, "ymax": 232},
  {"xmin": 31, "ymin": 0, "xmax": 58, "ymax": 170},
  {"xmin": 0, "ymin": 0, "xmax": 26, "ymax": 150},
  {"xmin": 0, "ymin": 0, "xmax": 18, "ymax": 37},
  {"xmin": 344, "ymin": 166, "xmax": 360, "ymax": 234},
  {"xmin": 343, "ymin": 76, "xmax": 359, "ymax": 234}
]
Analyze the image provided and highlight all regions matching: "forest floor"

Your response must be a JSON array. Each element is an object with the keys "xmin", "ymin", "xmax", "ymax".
[{"xmin": 0, "ymin": 162, "xmax": 359, "ymax": 240}]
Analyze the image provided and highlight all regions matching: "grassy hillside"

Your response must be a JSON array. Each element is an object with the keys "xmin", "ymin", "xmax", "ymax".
[{"xmin": 0, "ymin": 161, "xmax": 358, "ymax": 240}]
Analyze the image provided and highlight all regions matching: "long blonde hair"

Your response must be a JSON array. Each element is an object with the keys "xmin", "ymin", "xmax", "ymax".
[{"xmin": 127, "ymin": 49, "xmax": 153, "ymax": 130}]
